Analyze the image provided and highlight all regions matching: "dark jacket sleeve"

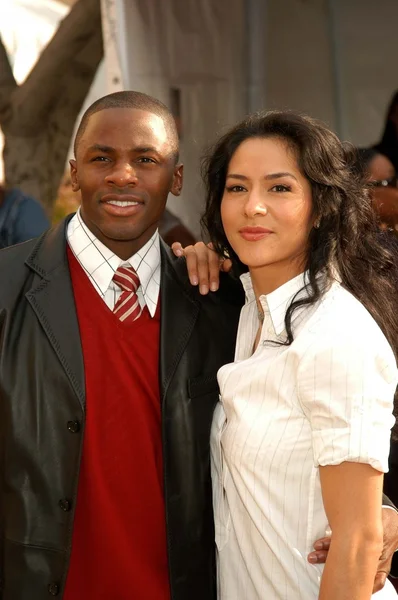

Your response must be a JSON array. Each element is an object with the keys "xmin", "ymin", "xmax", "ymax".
[{"xmin": 382, "ymin": 493, "xmax": 397, "ymax": 510}]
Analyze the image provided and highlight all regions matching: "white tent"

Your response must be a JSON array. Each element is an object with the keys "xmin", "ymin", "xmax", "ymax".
[{"xmin": 102, "ymin": 0, "xmax": 398, "ymax": 235}]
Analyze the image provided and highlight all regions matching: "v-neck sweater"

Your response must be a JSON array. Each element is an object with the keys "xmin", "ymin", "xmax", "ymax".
[{"xmin": 64, "ymin": 247, "xmax": 170, "ymax": 600}]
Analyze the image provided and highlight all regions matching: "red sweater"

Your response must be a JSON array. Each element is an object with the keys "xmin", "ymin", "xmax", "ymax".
[{"xmin": 64, "ymin": 248, "xmax": 170, "ymax": 600}]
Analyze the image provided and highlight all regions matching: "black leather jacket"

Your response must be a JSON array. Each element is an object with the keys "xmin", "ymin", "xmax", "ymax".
[{"xmin": 0, "ymin": 217, "xmax": 244, "ymax": 599}]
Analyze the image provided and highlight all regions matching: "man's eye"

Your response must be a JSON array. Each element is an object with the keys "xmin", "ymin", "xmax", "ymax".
[
  {"xmin": 271, "ymin": 184, "xmax": 291, "ymax": 193},
  {"xmin": 137, "ymin": 157, "xmax": 156, "ymax": 164},
  {"xmin": 92, "ymin": 156, "xmax": 109, "ymax": 162}
]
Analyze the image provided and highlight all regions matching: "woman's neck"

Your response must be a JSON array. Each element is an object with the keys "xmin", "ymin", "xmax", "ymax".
[{"xmin": 249, "ymin": 259, "xmax": 305, "ymax": 300}]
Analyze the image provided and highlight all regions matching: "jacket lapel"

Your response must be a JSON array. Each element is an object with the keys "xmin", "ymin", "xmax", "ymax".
[
  {"xmin": 25, "ymin": 216, "xmax": 85, "ymax": 409},
  {"xmin": 159, "ymin": 241, "xmax": 200, "ymax": 401}
]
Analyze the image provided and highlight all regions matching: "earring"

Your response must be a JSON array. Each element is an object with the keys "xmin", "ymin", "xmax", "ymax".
[{"xmin": 314, "ymin": 218, "xmax": 321, "ymax": 229}]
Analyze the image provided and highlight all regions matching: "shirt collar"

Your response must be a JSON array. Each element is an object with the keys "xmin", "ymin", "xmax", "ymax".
[
  {"xmin": 240, "ymin": 271, "xmax": 310, "ymax": 336},
  {"xmin": 67, "ymin": 209, "xmax": 161, "ymax": 316}
]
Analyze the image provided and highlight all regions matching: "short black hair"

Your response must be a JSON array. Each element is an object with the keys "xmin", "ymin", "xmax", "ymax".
[{"xmin": 73, "ymin": 90, "xmax": 179, "ymax": 160}]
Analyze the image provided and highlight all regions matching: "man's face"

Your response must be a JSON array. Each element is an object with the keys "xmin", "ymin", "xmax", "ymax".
[{"xmin": 70, "ymin": 107, "xmax": 183, "ymax": 257}]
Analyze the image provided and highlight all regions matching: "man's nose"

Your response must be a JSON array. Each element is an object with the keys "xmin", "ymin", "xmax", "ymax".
[
  {"xmin": 105, "ymin": 163, "xmax": 138, "ymax": 187},
  {"xmin": 244, "ymin": 191, "xmax": 268, "ymax": 218}
]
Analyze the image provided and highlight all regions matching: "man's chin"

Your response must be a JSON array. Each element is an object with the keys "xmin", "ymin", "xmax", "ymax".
[{"xmin": 99, "ymin": 224, "xmax": 157, "ymax": 244}]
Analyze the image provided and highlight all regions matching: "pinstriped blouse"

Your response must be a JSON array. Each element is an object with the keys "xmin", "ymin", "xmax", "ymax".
[{"xmin": 211, "ymin": 272, "xmax": 397, "ymax": 600}]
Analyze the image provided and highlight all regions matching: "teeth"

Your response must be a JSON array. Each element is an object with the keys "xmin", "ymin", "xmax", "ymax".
[{"xmin": 107, "ymin": 200, "xmax": 139, "ymax": 207}]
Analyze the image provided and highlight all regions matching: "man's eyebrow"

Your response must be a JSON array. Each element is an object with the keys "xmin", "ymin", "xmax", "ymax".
[
  {"xmin": 85, "ymin": 144, "xmax": 162, "ymax": 155},
  {"xmin": 133, "ymin": 146, "xmax": 160, "ymax": 154},
  {"xmin": 86, "ymin": 144, "xmax": 114, "ymax": 153}
]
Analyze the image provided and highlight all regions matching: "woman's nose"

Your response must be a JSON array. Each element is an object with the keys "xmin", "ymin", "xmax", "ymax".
[{"xmin": 244, "ymin": 192, "xmax": 268, "ymax": 217}]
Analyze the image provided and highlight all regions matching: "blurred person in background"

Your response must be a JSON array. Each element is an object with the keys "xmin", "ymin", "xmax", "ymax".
[
  {"xmin": 375, "ymin": 91, "xmax": 398, "ymax": 173},
  {"xmin": 0, "ymin": 185, "xmax": 49, "ymax": 248},
  {"xmin": 357, "ymin": 147, "xmax": 398, "ymax": 232}
]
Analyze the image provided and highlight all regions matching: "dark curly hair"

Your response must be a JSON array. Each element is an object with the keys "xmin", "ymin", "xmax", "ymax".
[{"xmin": 201, "ymin": 110, "xmax": 398, "ymax": 359}]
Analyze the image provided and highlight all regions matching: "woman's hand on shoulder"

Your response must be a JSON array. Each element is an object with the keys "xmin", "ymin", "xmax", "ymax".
[{"xmin": 171, "ymin": 241, "xmax": 232, "ymax": 294}]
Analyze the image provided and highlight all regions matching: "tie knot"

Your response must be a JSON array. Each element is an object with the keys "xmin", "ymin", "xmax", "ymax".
[{"xmin": 113, "ymin": 265, "xmax": 140, "ymax": 293}]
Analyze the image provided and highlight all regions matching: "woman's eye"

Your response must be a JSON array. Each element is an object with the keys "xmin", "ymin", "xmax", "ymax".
[
  {"xmin": 227, "ymin": 185, "xmax": 246, "ymax": 193},
  {"xmin": 271, "ymin": 184, "xmax": 291, "ymax": 193}
]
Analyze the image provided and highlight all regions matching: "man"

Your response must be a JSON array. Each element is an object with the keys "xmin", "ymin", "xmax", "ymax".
[
  {"xmin": 0, "ymin": 91, "xmax": 242, "ymax": 599},
  {"xmin": 0, "ymin": 91, "xmax": 396, "ymax": 599}
]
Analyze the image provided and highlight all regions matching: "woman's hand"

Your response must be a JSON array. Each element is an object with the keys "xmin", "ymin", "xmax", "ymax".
[{"xmin": 171, "ymin": 241, "xmax": 232, "ymax": 294}]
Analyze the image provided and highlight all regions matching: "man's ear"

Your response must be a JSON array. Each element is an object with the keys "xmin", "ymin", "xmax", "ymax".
[
  {"xmin": 171, "ymin": 163, "xmax": 183, "ymax": 197},
  {"xmin": 69, "ymin": 159, "xmax": 80, "ymax": 192}
]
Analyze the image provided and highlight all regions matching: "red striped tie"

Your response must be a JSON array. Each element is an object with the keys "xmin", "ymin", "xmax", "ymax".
[{"xmin": 112, "ymin": 265, "xmax": 143, "ymax": 322}]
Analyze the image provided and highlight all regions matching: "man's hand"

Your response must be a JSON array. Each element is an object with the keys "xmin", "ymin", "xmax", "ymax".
[
  {"xmin": 307, "ymin": 507, "xmax": 398, "ymax": 593},
  {"xmin": 171, "ymin": 241, "xmax": 232, "ymax": 294},
  {"xmin": 374, "ymin": 508, "xmax": 398, "ymax": 592}
]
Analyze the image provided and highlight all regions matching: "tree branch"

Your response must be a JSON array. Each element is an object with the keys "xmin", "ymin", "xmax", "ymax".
[
  {"xmin": 0, "ymin": 35, "xmax": 17, "ymax": 126},
  {"xmin": 12, "ymin": 0, "xmax": 102, "ymax": 130}
]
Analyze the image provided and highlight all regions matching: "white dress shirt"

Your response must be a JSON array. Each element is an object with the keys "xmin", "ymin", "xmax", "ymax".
[
  {"xmin": 67, "ymin": 210, "xmax": 160, "ymax": 315},
  {"xmin": 211, "ymin": 272, "xmax": 398, "ymax": 599}
]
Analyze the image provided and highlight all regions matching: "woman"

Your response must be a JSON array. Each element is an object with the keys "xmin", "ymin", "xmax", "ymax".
[
  {"xmin": 356, "ymin": 147, "xmax": 398, "ymax": 232},
  {"xmin": 176, "ymin": 111, "xmax": 398, "ymax": 599}
]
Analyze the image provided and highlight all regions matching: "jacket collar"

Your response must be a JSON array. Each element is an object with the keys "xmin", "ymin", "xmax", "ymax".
[
  {"xmin": 159, "ymin": 239, "xmax": 200, "ymax": 401},
  {"xmin": 25, "ymin": 214, "xmax": 73, "ymax": 277},
  {"xmin": 24, "ymin": 215, "xmax": 85, "ymax": 408}
]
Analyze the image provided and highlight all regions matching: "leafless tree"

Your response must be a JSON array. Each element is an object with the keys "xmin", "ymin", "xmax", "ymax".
[{"xmin": 0, "ymin": 0, "xmax": 103, "ymax": 213}]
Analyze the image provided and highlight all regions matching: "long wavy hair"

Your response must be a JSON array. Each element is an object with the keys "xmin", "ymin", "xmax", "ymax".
[{"xmin": 201, "ymin": 110, "xmax": 398, "ymax": 360}]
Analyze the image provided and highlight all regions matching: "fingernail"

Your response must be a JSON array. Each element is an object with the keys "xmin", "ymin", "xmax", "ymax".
[
  {"xmin": 200, "ymin": 285, "xmax": 208, "ymax": 295},
  {"xmin": 191, "ymin": 277, "xmax": 198, "ymax": 286},
  {"xmin": 314, "ymin": 542, "xmax": 323, "ymax": 550},
  {"xmin": 210, "ymin": 282, "xmax": 218, "ymax": 292},
  {"xmin": 175, "ymin": 249, "xmax": 183, "ymax": 256},
  {"xmin": 308, "ymin": 555, "xmax": 318, "ymax": 564}
]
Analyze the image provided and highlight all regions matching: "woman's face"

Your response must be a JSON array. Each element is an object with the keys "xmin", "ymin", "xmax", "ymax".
[{"xmin": 221, "ymin": 137, "xmax": 314, "ymax": 283}]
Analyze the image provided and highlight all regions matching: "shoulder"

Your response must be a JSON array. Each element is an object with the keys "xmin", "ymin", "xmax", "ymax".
[
  {"xmin": 161, "ymin": 242, "xmax": 245, "ymax": 309},
  {"xmin": 0, "ymin": 237, "xmax": 38, "ymax": 268},
  {"xmin": 0, "ymin": 237, "xmax": 41, "ymax": 306},
  {"xmin": 307, "ymin": 282, "xmax": 390, "ymax": 343},
  {"xmin": 297, "ymin": 282, "xmax": 396, "ymax": 383}
]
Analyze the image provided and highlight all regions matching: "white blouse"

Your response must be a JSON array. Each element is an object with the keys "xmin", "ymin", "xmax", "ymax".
[{"xmin": 211, "ymin": 272, "xmax": 397, "ymax": 600}]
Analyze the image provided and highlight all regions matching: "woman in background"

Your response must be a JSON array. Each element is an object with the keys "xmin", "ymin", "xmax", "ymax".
[
  {"xmin": 356, "ymin": 147, "xmax": 398, "ymax": 232},
  {"xmin": 375, "ymin": 90, "xmax": 398, "ymax": 173}
]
